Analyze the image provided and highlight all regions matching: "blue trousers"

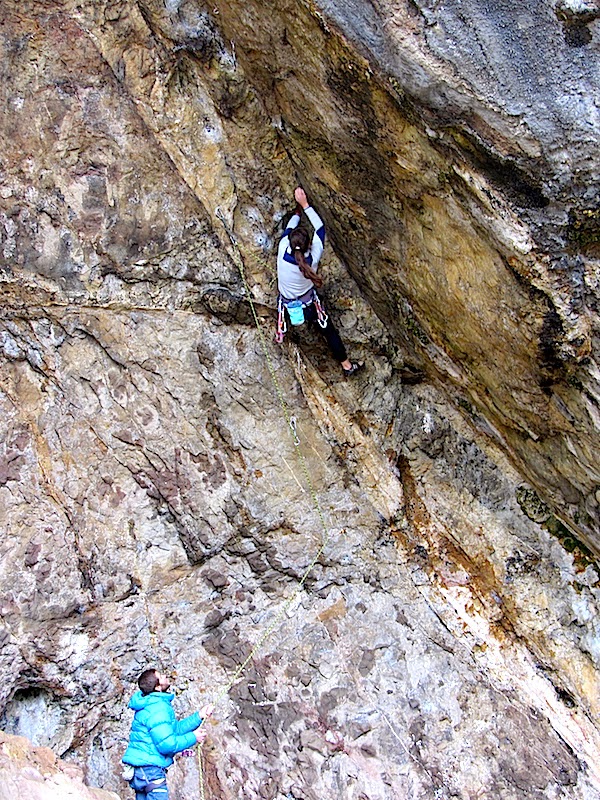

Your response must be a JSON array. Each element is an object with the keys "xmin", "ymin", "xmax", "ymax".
[{"xmin": 130, "ymin": 766, "xmax": 169, "ymax": 800}]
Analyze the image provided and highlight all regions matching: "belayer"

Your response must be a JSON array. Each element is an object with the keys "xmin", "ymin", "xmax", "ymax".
[
  {"xmin": 276, "ymin": 187, "xmax": 363, "ymax": 377},
  {"xmin": 121, "ymin": 668, "xmax": 214, "ymax": 800}
]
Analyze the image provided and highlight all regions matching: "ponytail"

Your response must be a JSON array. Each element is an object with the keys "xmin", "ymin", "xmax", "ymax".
[
  {"xmin": 289, "ymin": 227, "xmax": 324, "ymax": 289},
  {"xmin": 294, "ymin": 249, "xmax": 323, "ymax": 289}
]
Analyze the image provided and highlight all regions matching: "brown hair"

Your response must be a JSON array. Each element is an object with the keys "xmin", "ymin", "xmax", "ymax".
[
  {"xmin": 138, "ymin": 669, "xmax": 159, "ymax": 695},
  {"xmin": 289, "ymin": 228, "xmax": 323, "ymax": 289}
]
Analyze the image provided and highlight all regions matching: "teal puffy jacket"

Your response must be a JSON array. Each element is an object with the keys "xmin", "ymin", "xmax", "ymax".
[{"xmin": 122, "ymin": 691, "xmax": 201, "ymax": 768}]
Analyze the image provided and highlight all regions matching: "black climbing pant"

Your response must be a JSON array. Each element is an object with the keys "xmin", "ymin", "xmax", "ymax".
[{"xmin": 299, "ymin": 302, "xmax": 348, "ymax": 363}]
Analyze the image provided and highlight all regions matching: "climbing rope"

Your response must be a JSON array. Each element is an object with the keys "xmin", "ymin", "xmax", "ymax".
[
  {"xmin": 198, "ymin": 744, "xmax": 206, "ymax": 800},
  {"xmin": 191, "ymin": 210, "xmax": 339, "ymax": 796},
  {"xmin": 197, "ymin": 523, "xmax": 332, "ymax": 798},
  {"xmin": 215, "ymin": 208, "xmax": 316, "ymax": 477},
  {"xmin": 215, "ymin": 206, "xmax": 333, "ymax": 543},
  {"xmin": 209, "ymin": 206, "xmax": 335, "ymax": 651},
  {"xmin": 36, "ymin": 213, "xmax": 342, "ymax": 793}
]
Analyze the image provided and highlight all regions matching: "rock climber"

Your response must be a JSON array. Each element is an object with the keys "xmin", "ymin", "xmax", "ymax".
[
  {"xmin": 122, "ymin": 668, "xmax": 214, "ymax": 800},
  {"xmin": 276, "ymin": 186, "xmax": 363, "ymax": 377}
]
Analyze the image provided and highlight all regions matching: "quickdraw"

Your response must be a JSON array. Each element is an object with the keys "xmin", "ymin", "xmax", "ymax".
[
  {"xmin": 275, "ymin": 293, "xmax": 287, "ymax": 343},
  {"xmin": 313, "ymin": 291, "xmax": 328, "ymax": 329}
]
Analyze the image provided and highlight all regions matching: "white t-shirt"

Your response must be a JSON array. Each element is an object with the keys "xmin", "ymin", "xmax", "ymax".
[{"xmin": 277, "ymin": 206, "xmax": 325, "ymax": 301}]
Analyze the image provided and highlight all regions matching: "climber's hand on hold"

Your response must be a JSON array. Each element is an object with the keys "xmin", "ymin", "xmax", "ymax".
[{"xmin": 294, "ymin": 186, "xmax": 309, "ymax": 209}]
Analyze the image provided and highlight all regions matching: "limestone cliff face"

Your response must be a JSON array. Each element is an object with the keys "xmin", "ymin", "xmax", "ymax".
[
  {"xmin": 1, "ymin": 2, "xmax": 600, "ymax": 800},
  {"xmin": 195, "ymin": 0, "xmax": 600, "ymax": 552}
]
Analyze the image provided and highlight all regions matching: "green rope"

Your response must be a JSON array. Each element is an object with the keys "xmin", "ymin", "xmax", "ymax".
[
  {"xmin": 210, "ymin": 208, "xmax": 334, "ymax": 702},
  {"xmin": 215, "ymin": 208, "xmax": 331, "ymax": 542},
  {"xmin": 198, "ymin": 743, "xmax": 205, "ymax": 800},
  {"xmin": 191, "ymin": 210, "xmax": 337, "ymax": 797}
]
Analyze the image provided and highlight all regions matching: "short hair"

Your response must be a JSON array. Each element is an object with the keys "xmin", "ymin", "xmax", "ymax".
[{"xmin": 138, "ymin": 669, "xmax": 159, "ymax": 695}]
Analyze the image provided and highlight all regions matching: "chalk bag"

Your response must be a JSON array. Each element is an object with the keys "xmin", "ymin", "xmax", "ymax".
[{"xmin": 286, "ymin": 299, "xmax": 305, "ymax": 326}]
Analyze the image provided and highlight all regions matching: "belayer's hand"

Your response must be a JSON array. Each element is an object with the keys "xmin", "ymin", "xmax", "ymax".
[
  {"xmin": 294, "ymin": 186, "xmax": 309, "ymax": 209},
  {"xmin": 199, "ymin": 703, "xmax": 215, "ymax": 720},
  {"xmin": 194, "ymin": 727, "xmax": 208, "ymax": 744}
]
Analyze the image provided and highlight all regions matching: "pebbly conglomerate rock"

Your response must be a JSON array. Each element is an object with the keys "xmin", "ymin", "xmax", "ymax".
[{"xmin": 1, "ymin": 1, "xmax": 600, "ymax": 799}]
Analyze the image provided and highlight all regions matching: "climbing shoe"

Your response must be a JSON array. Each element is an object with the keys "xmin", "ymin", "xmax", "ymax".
[{"xmin": 342, "ymin": 361, "xmax": 364, "ymax": 378}]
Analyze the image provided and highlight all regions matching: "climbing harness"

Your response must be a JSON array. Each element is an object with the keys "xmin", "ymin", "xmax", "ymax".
[
  {"xmin": 129, "ymin": 766, "xmax": 168, "ymax": 794},
  {"xmin": 276, "ymin": 288, "xmax": 329, "ymax": 343}
]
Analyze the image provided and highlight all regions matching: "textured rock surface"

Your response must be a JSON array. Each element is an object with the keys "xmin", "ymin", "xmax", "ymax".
[
  {"xmin": 0, "ymin": 730, "xmax": 119, "ymax": 800},
  {"xmin": 198, "ymin": 0, "xmax": 600, "ymax": 552},
  {"xmin": 1, "ymin": 1, "xmax": 600, "ymax": 799}
]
